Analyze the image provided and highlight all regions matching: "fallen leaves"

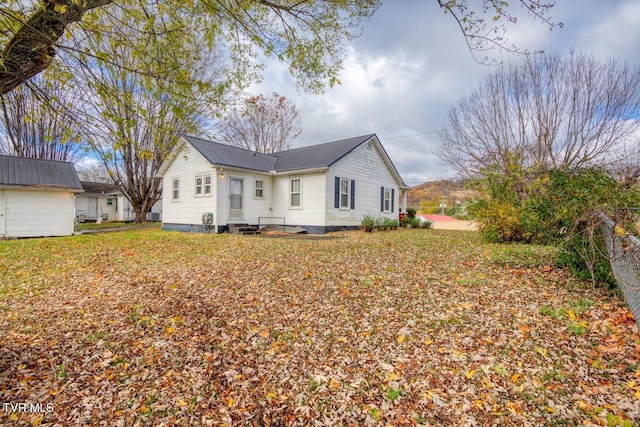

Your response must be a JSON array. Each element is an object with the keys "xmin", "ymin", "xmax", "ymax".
[{"xmin": 0, "ymin": 228, "xmax": 639, "ymax": 425}]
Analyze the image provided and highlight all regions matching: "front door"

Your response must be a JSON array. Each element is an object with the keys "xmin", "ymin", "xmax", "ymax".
[
  {"xmin": 87, "ymin": 197, "xmax": 99, "ymax": 219},
  {"xmin": 229, "ymin": 177, "xmax": 243, "ymax": 220}
]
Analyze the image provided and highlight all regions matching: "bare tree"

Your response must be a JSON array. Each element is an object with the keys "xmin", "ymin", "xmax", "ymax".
[
  {"xmin": 0, "ymin": 73, "xmax": 85, "ymax": 161},
  {"xmin": 219, "ymin": 93, "xmax": 302, "ymax": 154},
  {"xmin": 606, "ymin": 137, "xmax": 640, "ymax": 188},
  {"xmin": 70, "ymin": 13, "xmax": 228, "ymax": 223},
  {"xmin": 435, "ymin": 51, "xmax": 640, "ymax": 177}
]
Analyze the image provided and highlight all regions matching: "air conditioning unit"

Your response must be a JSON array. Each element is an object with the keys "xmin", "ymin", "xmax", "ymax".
[
  {"xmin": 146, "ymin": 212, "xmax": 161, "ymax": 221},
  {"xmin": 202, "ymin": 212, "xmax": 214, "ymax": 230}
]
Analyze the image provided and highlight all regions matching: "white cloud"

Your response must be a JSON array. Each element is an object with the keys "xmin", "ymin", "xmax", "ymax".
[{"xmin": 247, "ymin": 0, "xmax": 640, "ymax": 186}]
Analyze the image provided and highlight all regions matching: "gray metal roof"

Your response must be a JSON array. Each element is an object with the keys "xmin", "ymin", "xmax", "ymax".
[
  {"xmin": 183, "ymin": 135, "xmax": 278, "ymax": 172},
  {"xmin": 273, "ymin": 134, "xmax": 375, "ymax": 172},
  {"xmin": 0, "ymin": 155, "xmax": 84, "ymax": 191},
  {"xmin": 182, "ymin": 134, "xmax": 376, "ymax": 173},
  {"xmin": 80, "ymin": 181, "xmax": 121, "ymax": 195}
]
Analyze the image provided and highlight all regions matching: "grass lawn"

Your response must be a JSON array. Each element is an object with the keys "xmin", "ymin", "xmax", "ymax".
[
  {"xmin": 0, "ymin": 228, "xmax": 638, "ymax": 426},
  {"xmin": 78, "ymin": 222, "xmax": 161, "ymax": 231}
]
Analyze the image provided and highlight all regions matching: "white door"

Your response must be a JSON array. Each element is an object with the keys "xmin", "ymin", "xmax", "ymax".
[
  {"xmin": 87, "ymin": 197, "xmax": 98, "ymax": 219},
  {"xmin": 229, "ymin": 177, "xmax": 243, "ymax": 220},
  {"xmin": 0, "ymin": 190, "xmax": 5, "ymax": 236}
]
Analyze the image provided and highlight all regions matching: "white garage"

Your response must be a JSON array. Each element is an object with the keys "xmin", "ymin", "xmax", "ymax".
[{"xmin": 0, "ymin": 155, "xmax": 84, "ymax": 238}]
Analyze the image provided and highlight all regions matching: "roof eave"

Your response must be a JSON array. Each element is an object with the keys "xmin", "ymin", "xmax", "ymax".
[
  {"xmin": 0, "ymin": 184, "xmax": 84, "ymax": 192},
  {"xmin": 271, "ymin": 166, "xmax": 330, "ymax": 175}
]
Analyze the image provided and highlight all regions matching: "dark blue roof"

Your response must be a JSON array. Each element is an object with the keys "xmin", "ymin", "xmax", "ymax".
[{"xmin": 0, "ymin": 155, "xmax": 83, "ymax": 191}]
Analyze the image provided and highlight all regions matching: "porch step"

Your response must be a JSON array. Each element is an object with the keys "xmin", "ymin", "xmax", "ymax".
[
  {"xmin": 263, "ymin": 224, "xmax": 308, "ymax": 234},
  {"xmin": 229, "ymin": 225, "xmax": 261, "ymax": 235}
]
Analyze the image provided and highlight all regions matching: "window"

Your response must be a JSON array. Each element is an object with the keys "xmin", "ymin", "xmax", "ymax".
[
  {"xmin": 384, "ymin": 187, "xmax": 391, "ymax": 212},
  {"xmin": 172, "ymin": 178, "xmax": 180, "ymax": 201},
  {"xmin": 204, "ymin": 174, "xmax": 212, "ymax": 195},
  {"xmin": 334, "ymin": 177, "xmax": 355, "ymax": 209},
  {"xmin": 254, "ymin": 179, "xmax": 264, "ymax": 199},
  {"xmin": 340, "ymin": 178, "xmax": 350, "ymax": 208},
  {"xmin": 290, "ymin": 178, "xmax": 301, "ymax": 208},
  {"xmin": 195, "ymin": 176, "xmax": 203, "ymax": 195},
  {"xmin": 195, "ymin": 174, "xmax": 212, "ymax": 197},
  {"xmin": 381, "ymin": 186, "xmax": 394, "ymax": 212}
]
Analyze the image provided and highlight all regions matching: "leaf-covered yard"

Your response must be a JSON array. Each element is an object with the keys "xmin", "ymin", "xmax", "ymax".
[{"xmin": 1, "ymin": 229, "xmax": 638, "ymax": 426}]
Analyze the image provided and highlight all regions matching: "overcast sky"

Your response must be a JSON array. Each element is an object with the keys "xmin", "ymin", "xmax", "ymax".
[{"xmin": 247, "ymin": 0, "xmax": 640, "ymax": 187}]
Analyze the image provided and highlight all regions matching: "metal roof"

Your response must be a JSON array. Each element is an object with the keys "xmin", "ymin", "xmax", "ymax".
[
  {"xmin": 0, "ymin": 155, "xmax": 84, "ymax": 191},
  {"xmin": 80, "ymin": 181, "xmax": 121, "ymax": 195},
  {"xmin": 182, "ymin": 134, "xmax": 375, "ymax": 173},
  {"xmin": 183, "ymin": 135, "xmax": 278, "ymax": 172},
  {"xmin": 273, "ymin": 134, "xmax": 375, "ymax": 172}
]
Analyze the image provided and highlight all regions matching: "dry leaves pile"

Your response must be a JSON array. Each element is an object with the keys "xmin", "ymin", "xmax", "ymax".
[{"xmin": 0, "ymin": 229, "xmax": 638, "ymax": 426}]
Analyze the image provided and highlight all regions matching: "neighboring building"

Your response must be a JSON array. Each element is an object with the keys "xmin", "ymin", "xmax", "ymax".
[
  {"xmin": 77, "ymin": 181, "xmax": 163, "ymax": 223},
  {"xmin": 0, "ymin": 155, "xmax": 84, "ymax": 238},
  {"xmin": 158, "ymin": 134, "xmax": 408, "ymax": 234}
]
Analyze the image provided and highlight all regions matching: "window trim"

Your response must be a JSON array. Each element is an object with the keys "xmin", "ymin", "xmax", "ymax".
[
  {"xmin": 339, "ymin": 178, "xmax": 350, "ymax": 209},
  {"xmin": 204, "ymin": 174, "xmax": 212, "ymax": 195},
  {"xmin": 172, "ymin": 177, "xmax": 180, "ymax": 202},
  {"xmin": 383, "ymin": 186, "xmax": 391, "ymax": 212},
  {"xmin": 289, "ymin": 177, "xmax": 302, "ymax": 209},
  {"xmin": 254, "ymin": 178, "xmax": 264, "ymax": 200},
  {"xmin": 195, "ymin": 173, "xmax": 212, "ymax": 197}
]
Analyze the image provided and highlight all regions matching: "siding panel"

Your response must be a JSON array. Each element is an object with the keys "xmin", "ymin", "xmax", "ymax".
[{"xmin": 5, "ymin": 190, "xmax": 75, "ymax": 237}]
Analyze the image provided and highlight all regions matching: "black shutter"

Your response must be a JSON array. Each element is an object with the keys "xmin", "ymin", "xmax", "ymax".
[
  {"xmin": 350, "ymin": 180, "xmax": 355, "ymax": 209},
  {"xmin": 380, "ymin": 187, "xmax": 384, "ymax": 212},
  {"xmin": 391, "ymin": 188, "xmax": 395, "ymax": 212},
  {"xmin": 334, "ymin": 177, "xmax": 340, "ymax": 208}
]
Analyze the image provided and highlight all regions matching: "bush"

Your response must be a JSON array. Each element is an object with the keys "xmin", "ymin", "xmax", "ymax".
[
  {"xmin": 419, "ymin": 219, "xmax": 433, "ymax": 229},
  {"xmin": 469, "ymin": 165, "xmax": 640, "ymax": 287},
  {"xmin": 361, "ymin": 215, "xmax": 375, "ymax": 232},
  {"xmin": 361, "ymin": 215, "xmax": 399, "ymax": 232},
  {"xmin": 409, "ymin": 217, "xmax": 421, "ymax": 228}
]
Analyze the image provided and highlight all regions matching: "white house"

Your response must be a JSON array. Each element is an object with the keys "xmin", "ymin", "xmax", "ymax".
[
  {"xmin": 76, "ymin": 181, "xmax": 162, "ymax": 223},
  {"xmin": 158, "ymin": 134, "xmax": 408, "ymax": 234},
  {"xmin": 0, "ymin": 155, "xmax": 84, "ymax": 238}
]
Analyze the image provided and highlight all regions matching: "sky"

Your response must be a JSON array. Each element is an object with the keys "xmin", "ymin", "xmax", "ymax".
[{"xmin": 247, "ymin": 0, "xmax": 640, "ymax": 187}]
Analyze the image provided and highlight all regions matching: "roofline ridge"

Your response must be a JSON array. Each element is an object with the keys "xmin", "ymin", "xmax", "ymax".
[
  {"xmin": 274, "ymin": 133, "xmax": 376, "ymax": 155},
  {"xmin": 182, "ymin": 134, "xmax": 278, "ymax": 159},
  {"xmin": 0, "ymin": 153, "xmax": 76, "ymax": 165}
]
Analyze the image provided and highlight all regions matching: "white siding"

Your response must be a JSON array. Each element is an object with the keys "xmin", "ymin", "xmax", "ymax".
[
  {"xmin": 4, "ymin": 190, "xmax": 75, "ymax": 237},
  {"xmin": 272, "ymin": 173, "xmax": 326, "ymax": 226},
  {"xmin": 161, "ymin": 148, "xmax": 218, "ymax": 226},
  {"xmin": 218, "ymin": 172, "xmax": 272, "ymax": 225},
  {"xmin": 0, "ymin": 190, "xmax": 5, "ymax": 236},
  {"xmin": 326, "ymin": 142, "xmax": 400, "ymax": 227},
  {"xmin": 161, "ymin": 145, "xmax": 273, "ymax": 228},
  {"xmin": 76, "ymin": 194, "xmax": 120, "ymax": 221}
]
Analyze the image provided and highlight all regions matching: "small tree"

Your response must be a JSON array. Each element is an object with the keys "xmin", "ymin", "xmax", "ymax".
[{"xmin": 219, "ymin": 93, "xmax": 302, "ymax": 154}]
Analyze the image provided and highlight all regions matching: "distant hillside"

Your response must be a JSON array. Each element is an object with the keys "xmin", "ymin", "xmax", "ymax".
[{"xmin": 406, "ymin": 179, "xmax": 477, "ymax": 217}]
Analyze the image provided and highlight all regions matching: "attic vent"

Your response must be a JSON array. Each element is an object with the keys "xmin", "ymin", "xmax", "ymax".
[
  {"xmin": 366, "ymin": 141, "xmax": 374, "ymax": 150},
  {"xmin": 183, "ymin": 145, "xmax": 191, "ymax": 154}
]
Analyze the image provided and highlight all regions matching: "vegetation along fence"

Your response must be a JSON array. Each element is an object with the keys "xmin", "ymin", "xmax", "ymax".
[{"xmin": 599, "ymin": 213, "xmax": 640, "ymax": 328}]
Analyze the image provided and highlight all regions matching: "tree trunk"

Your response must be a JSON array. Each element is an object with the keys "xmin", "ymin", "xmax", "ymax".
[{"xmin": 0, "ymin": 0, "xmax": 112, "ymax": 94}]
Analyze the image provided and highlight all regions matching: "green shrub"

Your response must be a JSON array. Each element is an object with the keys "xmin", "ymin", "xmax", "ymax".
[
  {"xmin": 409, "ymin": 217, "xmax": 421, "ymax": 228},
  {"xmin": 469, "ymin": 165, "xmax": 640, "ymax": 287},
  {"xmin": 406, "ymin": 208, "xmax": 417, "ymax": 219},
  {"xmin": 361, "ymin": 215, "xmax": 375, "ymax": 232},
  {"xmin": 419, "ymin": 219, "xmax": 433, "ymax": 229}
]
